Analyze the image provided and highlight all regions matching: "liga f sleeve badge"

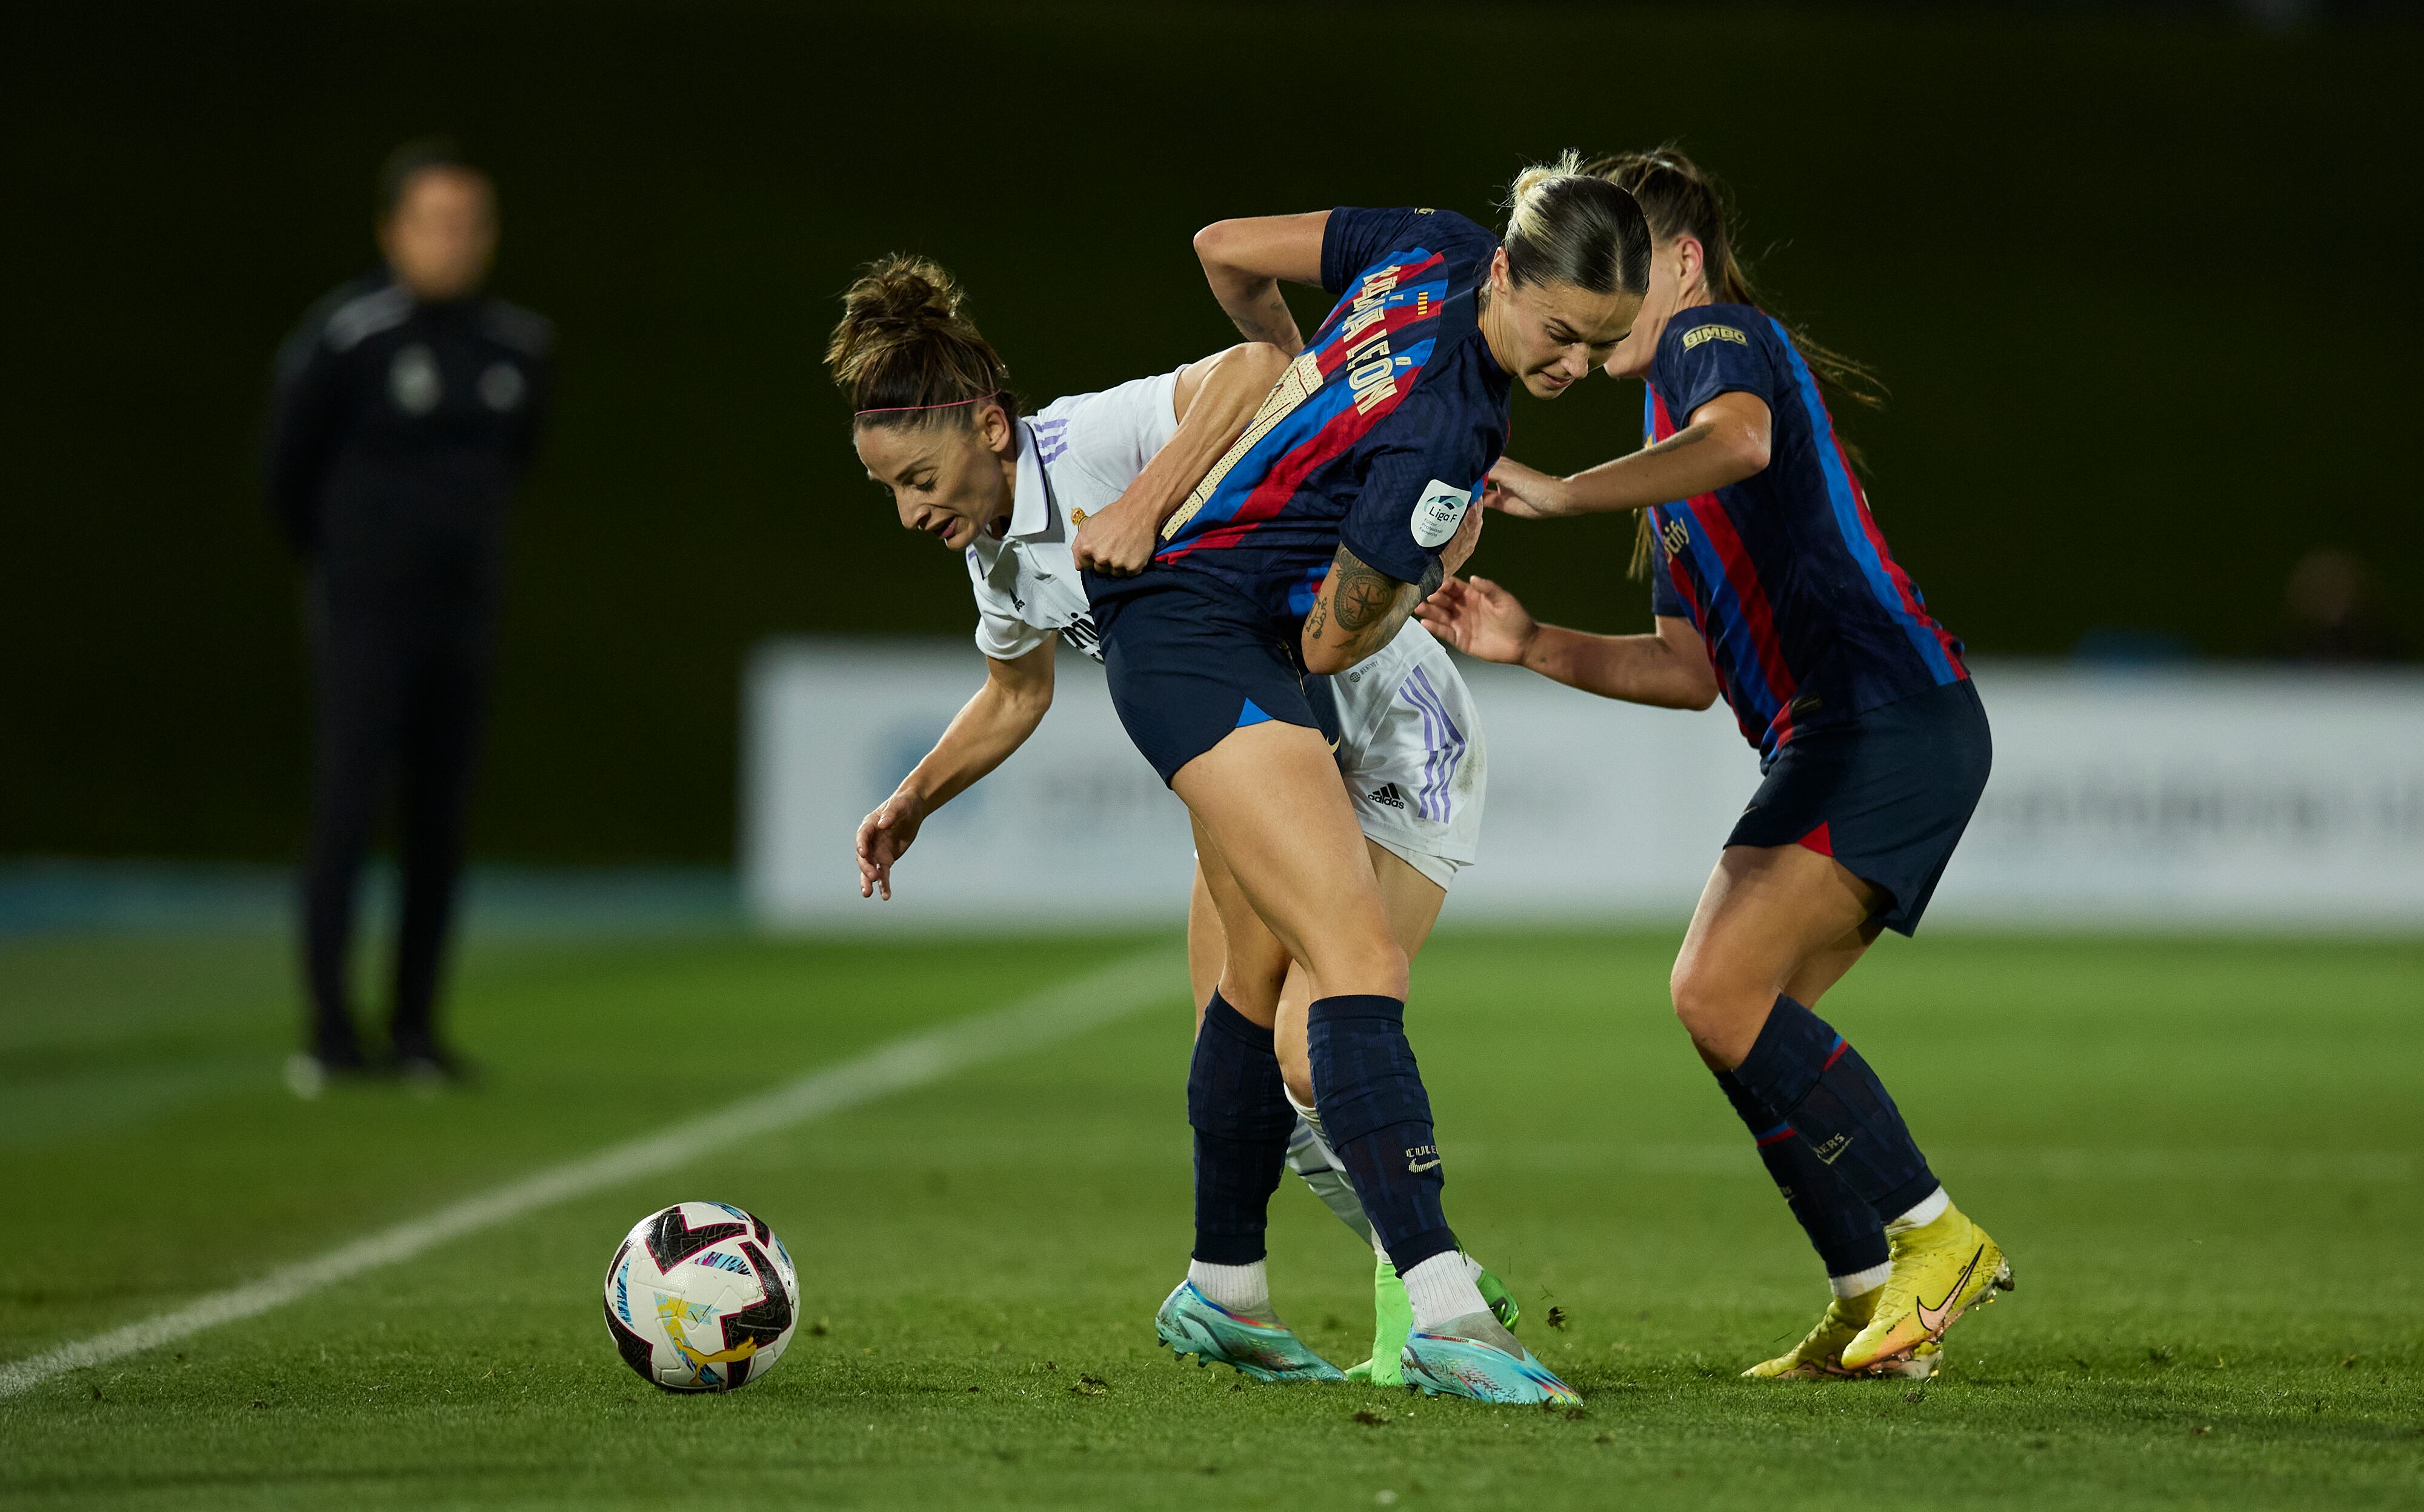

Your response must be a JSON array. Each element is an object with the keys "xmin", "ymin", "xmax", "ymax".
[{"xmin": 1410, "ymin": 478, "xmax": 1474, "ymax": 549}]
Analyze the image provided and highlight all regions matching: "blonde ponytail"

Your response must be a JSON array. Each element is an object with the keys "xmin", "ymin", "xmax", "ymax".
[
  {"xmin": 1505, "ymin": 149, "xmax": 1591, "ymax": 244},
  {"xmin": 1497, "ymin": 148, "xmax": 1653, "ymax": 298}
]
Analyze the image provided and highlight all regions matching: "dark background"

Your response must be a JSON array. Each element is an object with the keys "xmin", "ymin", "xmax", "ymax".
[{"xmin": 7, "ymin": 2, "xmax": 2418, "ymax": 864}]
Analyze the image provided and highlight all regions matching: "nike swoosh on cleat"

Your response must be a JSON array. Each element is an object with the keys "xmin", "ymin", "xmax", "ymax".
[{"xmin": 1914, "ymin": 1246, "xmax": 1984, "ymax": 1335}]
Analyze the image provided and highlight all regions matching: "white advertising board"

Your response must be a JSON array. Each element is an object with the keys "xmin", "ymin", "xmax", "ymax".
[{"xmin": 744, "ymin": 640, "xmax": 2424, "ymax": 931}]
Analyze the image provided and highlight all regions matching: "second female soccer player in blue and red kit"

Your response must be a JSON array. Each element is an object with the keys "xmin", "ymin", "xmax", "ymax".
[{"xmin": 1422, "ymin": 148, "xmax": 2012, "ymax": 1379}]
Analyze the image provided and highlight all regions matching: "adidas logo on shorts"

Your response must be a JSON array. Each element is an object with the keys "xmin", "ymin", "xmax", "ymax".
[{"xmin": 1367, "ymin": 783, "xmax": 1407, "ymax": 810}]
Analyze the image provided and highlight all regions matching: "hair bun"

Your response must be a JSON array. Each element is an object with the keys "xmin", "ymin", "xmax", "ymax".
[
  {"xmin": 824, "ymin": 252, "xmax": 1014, "ymax": 421},
  {"xmin": 839, "ymin": 254, "xmax": 964, "ymax": 333}
]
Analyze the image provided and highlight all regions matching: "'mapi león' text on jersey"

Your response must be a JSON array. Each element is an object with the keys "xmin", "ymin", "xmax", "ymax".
[{"xmin": 1148, "ymin": 207, "xmax": 1511, "ymax": 627}]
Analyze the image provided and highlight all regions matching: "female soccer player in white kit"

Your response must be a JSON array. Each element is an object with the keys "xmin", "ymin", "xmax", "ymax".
[{"xmin": 824, "ymin": 257, "xmax": 1512, "ymax": 1383}]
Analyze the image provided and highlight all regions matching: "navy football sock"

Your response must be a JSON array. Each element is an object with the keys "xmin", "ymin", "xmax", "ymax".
[
  {"xmin": 1731, "ymin": 996, "xmax": 1940, "ymax": 1223},
  {"xmin": 1307, "ymin": 994, "xmax": 1457, "ymax": 1275},
  {"xmin": 1187, "ymin": 991, "xmax": 1294, "ymax": 1265},
  {"xmin": 1711, "ymin": 1067, "xmax": 1889, "ymax": 1279}
]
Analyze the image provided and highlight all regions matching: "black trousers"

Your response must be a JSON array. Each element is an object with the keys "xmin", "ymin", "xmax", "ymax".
[{"xmin": 300, "ymin": 594, "xmax": 493, "ymax": 1059}]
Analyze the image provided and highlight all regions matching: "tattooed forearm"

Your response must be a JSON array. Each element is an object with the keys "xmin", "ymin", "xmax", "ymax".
[
  {"xmin": 1228, "ymin": 284, "xmax": 1304, "ymax": 354},
  {"xmin": 1418, "ymin": 556, "xmax": 1445, "ymax": 599}
]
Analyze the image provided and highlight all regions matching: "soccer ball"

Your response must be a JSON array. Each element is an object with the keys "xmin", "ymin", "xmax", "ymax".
[{"xmin": 602, "ymin": 1201, "xmax": 801, "ymax": 1391}]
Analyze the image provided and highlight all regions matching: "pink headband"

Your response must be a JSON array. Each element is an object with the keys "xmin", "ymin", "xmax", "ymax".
[{"xmin": 853, "ymin": 391, "xmax": 1000, "ymax": 418}]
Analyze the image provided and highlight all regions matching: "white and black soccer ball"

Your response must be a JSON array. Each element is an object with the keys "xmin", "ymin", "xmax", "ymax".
[{"xmin": 602, "ymin": 1201, "xmax": 801, "ymax": 1391}]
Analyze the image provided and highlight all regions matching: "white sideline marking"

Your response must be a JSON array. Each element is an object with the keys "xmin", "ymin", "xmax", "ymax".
[{"xmin": 0, "ymin": 947, "xmax": 1180, "ymax": 1402}]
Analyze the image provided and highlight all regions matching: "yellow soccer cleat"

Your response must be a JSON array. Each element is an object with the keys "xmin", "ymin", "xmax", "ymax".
[
  {"xmin": 1839, "ymin": 1206, "xmax": 2013, "ymax": 1373},
  {"xmin": 1744, "ymin": 1292, "xmax": 1870, "ymax": 1379},
  {"xmin": 1743, "ymin": 1289, "xmax": 1940, "ymax": 1380}
]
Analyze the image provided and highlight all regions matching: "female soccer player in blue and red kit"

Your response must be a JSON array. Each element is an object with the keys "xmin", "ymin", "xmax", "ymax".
[
  {"xmin": 1091, "ymin": 157, "xmax": 1651, "ymax": 1404},
  {"xmin": 1422, "ymin": 148, "xmax": 2010, "ymax": 1379}
]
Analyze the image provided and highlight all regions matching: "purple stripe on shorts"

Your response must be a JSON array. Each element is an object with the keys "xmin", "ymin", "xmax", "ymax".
[{"xmin": 1398, "ymin": 664, "xmax": 1467, "ymax": 824}]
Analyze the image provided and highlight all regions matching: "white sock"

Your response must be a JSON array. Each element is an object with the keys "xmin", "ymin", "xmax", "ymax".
[
  {"xmin": 1373, "ymin": 1240, "xmax": 1493, "ymax": 1280},
  {"xmin": 1187, "ymin": 1259, "xmax": 1271, "ymax": 1317},
  {"xmin": 1885, "ymin": 1186, "xmax": 1950, "ymax": 1234},
  {"xmin": 1829, "ymin": 1261, "xmax": 1893, "ymax": 1298},
  {"xmin": 1400, "ymin": 1251, "xmax": 1490, "ymax": 1331}
]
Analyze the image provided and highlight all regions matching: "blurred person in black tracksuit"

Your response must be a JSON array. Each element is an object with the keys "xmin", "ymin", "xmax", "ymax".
[{"xmin": 265, "ymin": 142, "xmax": 551, "ymax": 1095}]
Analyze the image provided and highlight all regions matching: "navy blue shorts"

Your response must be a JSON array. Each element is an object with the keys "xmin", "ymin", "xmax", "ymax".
[
  {"xmin": 1090, "ymin": 573, "xmax": 1334, "ymax": 786},
  {"xmin": 1726, "ymin": 679, "xmax": 1991, "ymax": 936}
]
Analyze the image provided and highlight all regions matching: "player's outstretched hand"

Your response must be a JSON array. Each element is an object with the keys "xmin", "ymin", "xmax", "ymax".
[
  {"xmin": 1416, "ymin": 575, "xmax": 1538, "ymax": 665},
  {"xmin": 1481, "ymin": 459, "xmax": 1561, "ymax": 519},
  {"xmin": 1073, "ymin": 498, "xmax": 1156, "ymax": 578},
  {"xmin": 854, "ymin": 789, "xmax": 927, "ymax": 901}
]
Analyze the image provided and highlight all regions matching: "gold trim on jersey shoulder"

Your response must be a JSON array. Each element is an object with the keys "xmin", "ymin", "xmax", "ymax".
[{"xmin": 1161, "ymin": 348, "xmax": 1326, "ymax": 542}]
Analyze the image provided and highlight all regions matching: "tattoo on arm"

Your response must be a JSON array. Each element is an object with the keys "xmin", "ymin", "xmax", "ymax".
[
  {"xmin": 1331, "ymin": 549, "xmax": 1400, "ymax": 633},
  {"xmin": 1233, "ymin": 285, "xmax": 1300, "ymax": 350},
  {"xmin": 1308, "ymin": 544, "xmax": 1421, "ymax": 663}
]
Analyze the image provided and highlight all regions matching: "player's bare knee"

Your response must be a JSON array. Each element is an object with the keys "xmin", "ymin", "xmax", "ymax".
[
  {"xmin": 1310, "ymin": 933, "xmax": 1407, "ymax": 1002},
  {"xmin": 1668, "ymin": 957, "xmax": 1740, "ymax": 1042},
  {"xmin": 1358, "ymin": 938, "xmax": 1411, "ymax": 1000}
]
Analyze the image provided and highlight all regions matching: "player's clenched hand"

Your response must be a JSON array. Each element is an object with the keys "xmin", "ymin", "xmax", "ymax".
[
  {"xmin": 1416, "ymin": 575, "xmax": 1538, "ymax": 665},
  {"xmin": 1072, "ymin": 497, "xmax": 1156, "ymax": 578},
  {"xmin": 854, "ymin": 789, "xmax": 928, "ymax": 901}
]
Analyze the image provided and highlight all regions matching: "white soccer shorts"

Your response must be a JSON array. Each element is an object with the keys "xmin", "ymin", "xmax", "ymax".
[{"xmin": 1331, "ymin": 625, "xmax": 1484, "ymax": 890}]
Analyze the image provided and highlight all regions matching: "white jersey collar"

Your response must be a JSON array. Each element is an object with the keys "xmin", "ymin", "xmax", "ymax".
[{"xmin": 1005, "ymin": 419, "xmax": 1060, "ymax": 542}]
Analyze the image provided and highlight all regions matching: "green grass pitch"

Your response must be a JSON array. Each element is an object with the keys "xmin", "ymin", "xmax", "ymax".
[{"xmin": 2, "ymin": 925, "xmax": 2419, "ymax": 1509}]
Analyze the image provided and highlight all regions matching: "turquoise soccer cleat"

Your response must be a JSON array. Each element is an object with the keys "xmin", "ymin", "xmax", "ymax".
[
  {"xmin": 1154, "ymin": 1281, "xmax": 1346, "ymax": 1383},
  {"xmin": 1400, "ymin": 1312, "xmax": 1581, "ymax": 1405},
  {"xmin": 1348, "ymin": 1256, "xmax": 1523, "ymax": 1386}
]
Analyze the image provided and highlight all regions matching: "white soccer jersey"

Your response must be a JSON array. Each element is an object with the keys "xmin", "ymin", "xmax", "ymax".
[
  {"xmin": 965, "ymin": 368, "xmax": 1182, "ymax": 665},
  {"xmin": 974, "ymin": 366, "xmax": 1485, "ymax": 881}
]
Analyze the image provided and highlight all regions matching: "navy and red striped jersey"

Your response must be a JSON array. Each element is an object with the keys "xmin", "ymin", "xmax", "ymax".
[
  {"xmin": 1644, "ymin": 302, "xmax": 1966, "ymax": 759},
  {"xmin": 1142, "ymin": 207, "xmax": 1510, "ymax": 628}
]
